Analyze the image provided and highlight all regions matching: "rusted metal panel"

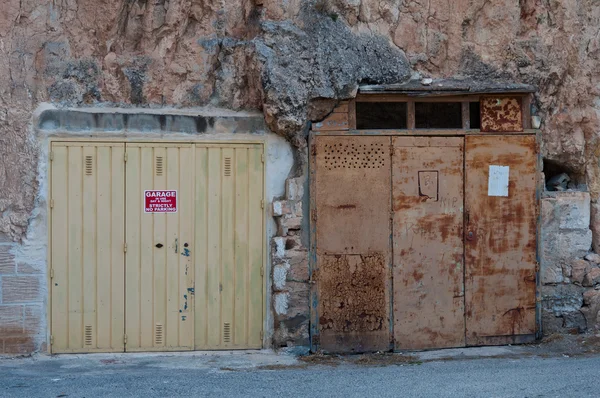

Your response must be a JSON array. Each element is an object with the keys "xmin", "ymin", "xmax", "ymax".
[
  {"xmin": 392, "ymin": 136, "xmax": 465, "ymax": 350},
  {"xmin": 314, "ymin": 136, "xmax": 391, "ymax": 352},
  {"xmin": 316, "ymin": 253, "xmax": 389, "ymax": 352},
  {"xmin": 312, "ymin": 111, "xmax": 349, "ymax": 131},
  {"xmin": 315, "ymin": 136, "xmax": 391, "ymax": 254},
  {"xmin": 464, "ymin": 135, "xmax": 537, "ymax": 345},
  {"xmin": 480, "ymin": 96, "xmax": 523, "ymax": 132}
]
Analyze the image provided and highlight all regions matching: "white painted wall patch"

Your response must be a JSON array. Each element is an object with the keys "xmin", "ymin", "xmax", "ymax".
[{"xmin": 488, "ymin": 165, "xmax": 510, "ymax": 197}]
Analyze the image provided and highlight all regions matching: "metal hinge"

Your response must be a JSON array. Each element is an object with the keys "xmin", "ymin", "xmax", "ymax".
[
  {"xmin": 123, "ymin": 243, "xmax": 128, "ymax": 253},
  {"xmin": 124, "ymin": 152, "xmax": 128, "ymax": 162},
  {"xmin": 261, "ymin": 153, "xmax": 265, "ymax": 163},
  {"xmin": 261, "ymin": 200, "xmax": 265, "ymax": 209},
  {"xmin": 123, "ymin": 334, "xmax": 128, "ymax": 344},
  {"xmin": 390, "ymin": 210, "xmax": 395, "ymax": 220},
  {"xmin": 260, "ymin": 330, "xmax": 264, "ymax": 340},
  {"xmin": 260, "ymin": 266, "xmax": 264, "ymax": 277},
  {"xmin": 50, "ymin": 199, "xmax": 54, "ymax": 209},
  {"xmin": 49, "ymin": 151, "xmax": 54, "ymax": 161},
  {"xmin": 50, "ymin": 269, "xmax": 54, "ymax": 279},
  {"xmin": 50, "ymin": 335, "xmax": 54, "ymax": 345}
]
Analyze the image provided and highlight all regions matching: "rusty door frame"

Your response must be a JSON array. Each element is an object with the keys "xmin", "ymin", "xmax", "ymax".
[
  {"xmin": 308, "ymin": 130, "xmax": 541, "ymax": 353},
  {"xmin": 47, "ymin": 138, "xmax": 268, "ymax": 354}
]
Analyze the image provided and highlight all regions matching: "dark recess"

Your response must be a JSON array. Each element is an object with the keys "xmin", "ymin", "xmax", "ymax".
[
  {"xmin": 356, "ymin": 102, "xmax": 407, "ymax": 129},
  {"xmin": 470, "ymin": 102, "xmax": 481, "ymax": 129},
  {"xmin": 415, "ymin": 102, "xmax": 462, "ymax": 129}
]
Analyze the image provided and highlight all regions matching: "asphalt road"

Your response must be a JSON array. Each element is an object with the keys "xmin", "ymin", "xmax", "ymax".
[{"xmin": 1, "ymin": 352, "xmax": 599, "ymax": 398}]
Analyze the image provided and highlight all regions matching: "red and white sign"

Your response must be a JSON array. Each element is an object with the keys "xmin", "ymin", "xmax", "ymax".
[{"xmin": 144, "ymin": 190, "xmax": 177, "ymax": 213}]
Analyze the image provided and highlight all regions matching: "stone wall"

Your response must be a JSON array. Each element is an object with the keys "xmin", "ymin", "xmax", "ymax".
[
  {"xmin": 0, "ymin": 237, "xmax": 44, "ymax": 354},
  {"xmin": 271, "ymin": 176, "xmax": 311, "ymax": 349},
  {"xmin": 541, "ymin": 191, "xmax": 600, "ymax": 334}
]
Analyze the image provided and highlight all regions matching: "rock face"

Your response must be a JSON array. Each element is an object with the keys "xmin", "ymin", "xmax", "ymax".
[
  {"xmin": 0, "ymin": 0, "xmax": 599, "ymax": 238},
  {"xmin": 2, "ymin": 0, "xmax": 600, "ymax": 352}
]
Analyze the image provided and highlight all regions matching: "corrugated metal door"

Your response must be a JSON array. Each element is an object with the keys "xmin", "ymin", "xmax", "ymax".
[
  {"xmin": 314, "ymin": 136, "xmax": 392, "ymax": 353},
  {"xmin": 50, "ymin": 142, "xmax": 125, "ymax": 353},
  {"xmin": 193, "ymin": 145, "xmax": 264, "ymax": 349},
  {"xmin": 125, "ymin": 143, "xmax": 195, "ymax": 351},
  {"xmin": 392, "ymin": 137, "xmax": 465, "ymax": 350},
  {"xmin": 465, "ymin": 135, "xmax": 537, "ymax": 345}
]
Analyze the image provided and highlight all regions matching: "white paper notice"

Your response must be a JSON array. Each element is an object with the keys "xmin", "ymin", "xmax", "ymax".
[{"xmin": 488, "ymin": 165, "xmax": 509, "ymax": 197}]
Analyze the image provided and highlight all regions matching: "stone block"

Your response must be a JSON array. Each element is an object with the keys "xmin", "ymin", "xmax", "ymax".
[
  {"xmin": 273, "ymin": 292, "xmax": 289, "ymax": 316},
  {"xmin": 2, "ymin": 336, "xmax": 35, "ymax": 354},
  {"xmin": 23, "ymin": 305, "xmax": 42, "ymax": 333},
  {"xmin": 0, "ymin": 306, "xmax": 23, "ymax": 334},
  {"xmin": 273, "ymin": 237, "xmax": 285, "ymax": 259},
  {"xmin": 541, "ymin": 198, "xmax": 558, "ymax": 231},
  {"xmin": 583, "ymin": 268, "xmax": 600, "ymax": 287},
  {"xmin": 556, "ymin": 192, "xmax": 590, "ymax": 230},
  {"xmin": 96, "ymin": 113, "xmax": 125, "ymax": 131},
  {"xmin": 581, "ymin": 290, "xmax": 600, "ymax": 331},
  {"xmin": 287, "ymin": 258, "xmax": 309, "ymax": 282},
  {"xmin": 0, "ymin": 245, "xmax": 15, "ymax": 274},
  {"xmin": 563, "ymin": 311, "xmax": 587, "ymax": 333},
  {"xmin": 286, "ymin": 177, "xmax": 304, "ymax": 201},
  {"xmin": 125, "ymin": 114, "xmax": 162, "ymax": 132},
  {"xmin": 285, "ymin": 281, "xmax": 310, "ymax": 319},
  {"xmin": 571, "ymin": 259, "xmax": 591, "ymax": 285},
  {"xmin": 16, "ymin": 261, "xmax": 43, "ymax": 274},
  {"xmin": 1, "ymin": 276, "xmax": 41, "ymax": 303},
  {"xmin": 293, "ymin": 201, "xmax": 303, "ymax": 217},
  {"xmin": 165, "ymin": 115, "xmax": 198, "ymax": 133},
  {"xmin": 273, "ymin": 263, "xmax": 289, "ymax": 291},
  {"xmin": 280, "ymin": 215, "xmax": 302, "ymax": 230},
  {"xmin": 272, "ymin": 200, "xmax": 292, "ymax": 216},
  {"xmin": 542, "ymin": 260, "xmax": 564, "ymax": 284},
  {"xmin": 541, "ymin": 284, "xmax": 585, "ymax": 315},
  {"xmin": 63, "ymin": 111, "xmax": 96, "ymax": 131},
  {"xmin": 585, "ymin": 253, "xmax": 600, "ymax": 264},
  {"xmin": 558, "ymin": 229, "xmax": 592, "ymax": 259}
]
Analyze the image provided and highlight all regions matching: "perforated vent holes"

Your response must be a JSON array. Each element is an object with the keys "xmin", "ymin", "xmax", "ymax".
[
  {"xmin": 224, "ymin": 157, "xmax": 232, "ymax": 177},
  {"xmin": 85, "ymin": 155, "xmax": 93, "ymax": 176},
  {"xmin": 155, "ymin": 324, "xmax": 164, "ymax": 345},
  {"xmin": 223, "ymin": 322, "xmax": 231, "ymax": 343},
  {"xmin": 84, "ymin": 325, "xmax": 93, "ymax": 346},
  {"xmin": 323, "ymin": 142, "xmax": 387, "ymax": 170},
  {"xmin": 155, "ymin": 156, "xmax": 163, "ymax": 176}
]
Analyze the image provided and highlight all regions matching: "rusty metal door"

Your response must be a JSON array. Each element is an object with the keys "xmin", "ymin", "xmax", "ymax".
[
  {"xmin": 392, "ymin": 137, "xmax": 465, "ymax": 350},
  {"xmin": 464, "ymin": 135, "xmax": 537, "ymax": 345},
  {"xmin": 313, "ymin": 136, "xmax": 392, "ymax": 353}
]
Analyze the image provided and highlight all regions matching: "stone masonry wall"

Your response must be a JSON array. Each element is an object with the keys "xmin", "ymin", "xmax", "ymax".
[
  {"xmin": 0, "ymin": 236, "xmax": 44, "ymax": 354},
  {"xmin": 541, "ymin": 191, "xmax": 600, "ymax": 334},
  {"xmin": 271, "ymin": 176, "xmax": 311, "ymax": 349}
]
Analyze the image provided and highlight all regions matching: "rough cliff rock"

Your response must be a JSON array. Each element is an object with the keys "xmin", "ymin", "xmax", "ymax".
[{"xmin": 0, "ymin": 0, "xmax": 599, "ymax": 240}]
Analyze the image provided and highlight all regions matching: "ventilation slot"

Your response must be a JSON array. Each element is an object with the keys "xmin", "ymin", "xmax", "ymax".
[
  {"xmin": 223, "ymin": 322, "xmax": 231, "ymax": 343},
  {"xmin": 155, "ymin": 156, "xmax": 163, "ymax": 176},
  {"xmin": 155, "ymin": 324, "xmax": 163, "ymax": 345},
  {"xmin": 85, "ymin": 155, "xmax": 93, "ymax": 176},
  {"xmin": 322, "ymin": 142, "xmax": 387, "ymax": 170},
  {"xmin": 84, "ymin": 325, "xmax": 93, "ymax": 346},
  {"xmin": 224, "ymin": 157, "xmax": 232, "ymax": 177}
]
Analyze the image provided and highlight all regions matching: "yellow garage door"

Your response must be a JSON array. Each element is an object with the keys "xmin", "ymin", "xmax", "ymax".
[
  {"xmin": 50, "ymin": 141, "xmax": 264, "ymax": 353},
  {"xmin": 50, "ymin": 143, "xmax": 126, "ymax": 353},
  {"xmin": 194, "ymin": 145, "xmax": 264, "ymax": 349},
  {"xmin": 125, "ymin": 144, "xmax": 195, "ymax": 351}
]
